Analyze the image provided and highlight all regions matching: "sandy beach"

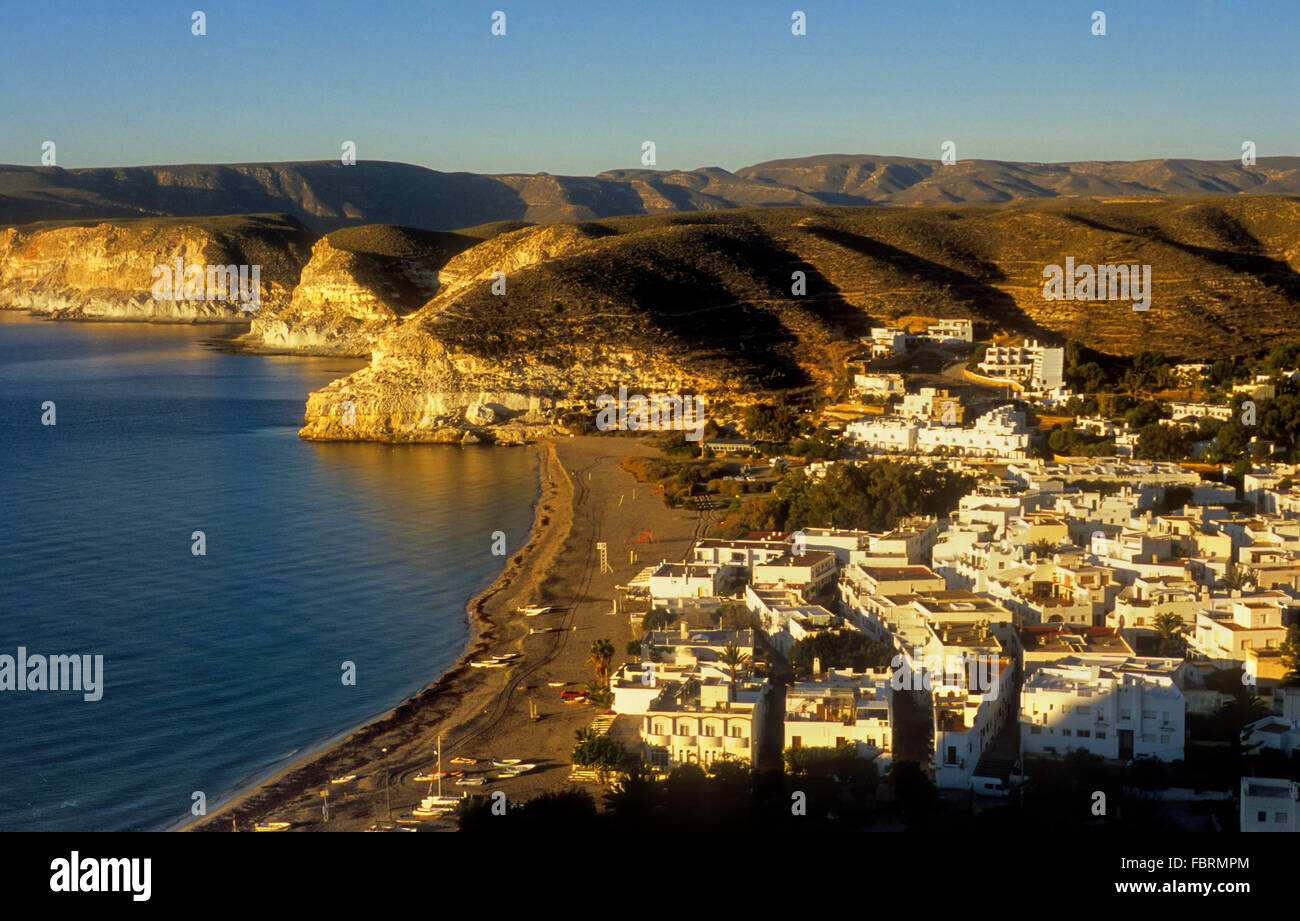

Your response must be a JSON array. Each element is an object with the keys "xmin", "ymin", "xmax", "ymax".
[{"xmin": 183, "ymin": 434, "xmax": 701, "ymax": 832}]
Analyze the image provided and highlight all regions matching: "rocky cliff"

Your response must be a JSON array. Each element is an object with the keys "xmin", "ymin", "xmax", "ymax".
[
  {"xmin": 298, "ymin": 197, "xmax": 1300, "ymax": 444},
  {"xmin": 0, "ymin": 214, "xmax": 312, "ymax": 322},
  {"xmin": 237, "ymin": 223, "xmax": 515, "ymax": 355}
]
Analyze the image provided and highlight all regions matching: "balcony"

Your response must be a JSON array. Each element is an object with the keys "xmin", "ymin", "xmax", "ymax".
[
  {"xmin": 644, "ymin": 733, "xmax": 671, "ymax": 746},
  {"xmin": 700, "ymin": 735, "xmax": 723, "ymax": 750},
  {"xmin": 724, "ymin": 736, "xmax": 751, "ymax": 751}
]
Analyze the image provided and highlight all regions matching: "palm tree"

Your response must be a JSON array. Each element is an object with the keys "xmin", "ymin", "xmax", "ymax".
[
  {"xmin": 1026, "ymin": 539, "xmax": 1057, "ymax": 560},
  {"xmin": 719, "ymin": 643, "xmax": 751, "ymax": 701},
  {"xmin": 589, "ymin": 638, "xmax": 615, "ymax": 689},
  {"xmin": 1222, "ymin": 562, "xmax": 1254, "ymax": 592},
  {"xmin": 1153, "ymin": 612, "xmax": 1185, "ymax": 655}
]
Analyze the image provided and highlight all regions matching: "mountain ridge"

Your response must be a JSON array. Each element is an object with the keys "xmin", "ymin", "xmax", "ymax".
[{"xmin": 4, "ymin": 155, "xmax": 1299, "ymax": 232}]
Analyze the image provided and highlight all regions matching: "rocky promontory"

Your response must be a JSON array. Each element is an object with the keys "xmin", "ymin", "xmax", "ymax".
[{"xmin": 0, "ymin": 214, "xmax": 312, "ymax": 322}]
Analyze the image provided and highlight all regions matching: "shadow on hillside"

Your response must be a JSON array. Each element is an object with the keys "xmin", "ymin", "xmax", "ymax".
[
  {"xmin": 1059, "ymin": 212, "xmax": 1300, "ymax": 302},
  {"xmin": 802, "ymin": 224, "xmax": 1053, "ymax": 340}
]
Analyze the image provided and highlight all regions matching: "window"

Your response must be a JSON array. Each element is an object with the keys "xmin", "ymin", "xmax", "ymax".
[
  {"xmin": 1258, "ymin": 811, "xmax": 1267, "ymax": 822},
  {"xmin": 1061, "ymin": 705, "xmax": 1070, "ymax": 714},
  {"xmin": 1077, "ymin": 730, "xmax": 1091, "ymax": 738},
  {"xmin": 1096, "ymin": 731, "xmax": 1106, "ymax": 739},
  {"xmin": 704, "ymin": 725, "xmax": 716, "ymax": 736},
  {"xmin": 946, "ymin": 746, "xmax": 958, "ymax": 765},
  {"xmin": 1076, "ymin": 706, "xmax": 1090, "ymax": 716},
  {"xmin": 791, "ymin": 736, "xmax": 801, "ymax": 749},
  {"xmin": 1062, "ymin": 729, "xmax": 1072, "ymax": 737},
  {"xmin": 1277, "ymin": 814, "xmax": 1288, "ymax": 824},
  {"xmin": 1160, "ymin": 734, "xmax": 1171, "ymax": 744},
  {"xmin": 731, "ymin": 725, "xmax": 742, "ymax": 738},
  {"xmin": 1121, "ymin": 709, "xmax": 1132, "ymax": 720},
  {"xmin": 1030, "ymin": 725, "xmax": 1041, "ymax": 735},
  {"xmin": 1142, "ymin": 710, "xmax": 1156, "ymax": 719}
]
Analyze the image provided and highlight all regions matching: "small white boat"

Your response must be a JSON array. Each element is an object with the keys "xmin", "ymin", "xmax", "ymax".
[
  {"xmin": 449, "ymin": 757, "xmax": 476, "ymax": 766},
  {"xmin": 470, "ymin": 660, "xmax": 506, "ymax": 668},
  {"xmin": 254, "ymin": 821, "xmax": 291, "ymax": 832},
  {"xmin": 491, "ymin": 653, "xmax": 521, "ymax": 662},
  {"xmin": 456, "ymin": 776, "xmax": 487, "ymax": 786},
  {"xmin": 530, "ymin": 627, "xmax": 564, "ymax": 635},
  {"xmin": 412, "ymin": 794, "xmax": 465, "ymax": 816},
  {"xmin": 518, "ymin": 605, "xmax": 554, "ymax": 616},
  {"xmin": 546, "ymin": 681, "xmax": 565, "ymax": 688},
  {"xmin": 329, "ymin": 774, "xmax": 357, "ymax": 784},
  {"xmin": 501, "ymin": 763, "xmax": 536, "ymax": 775}
]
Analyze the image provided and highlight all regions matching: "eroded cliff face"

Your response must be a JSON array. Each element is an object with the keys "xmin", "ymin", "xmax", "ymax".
[
  {"xmin": 240, "ymin": 236, "xmax": 435, "ymax": 354},
  {"xmin": 0, "ymin": 216, "xmax": 311, "ymax": 322},
  {"xmin": 299, "ymin": 323, "xmax": 719, "ymax": 445},
  {"xmin": 297, "ymin": 217, "xmax": 815, "ymax": 444}
]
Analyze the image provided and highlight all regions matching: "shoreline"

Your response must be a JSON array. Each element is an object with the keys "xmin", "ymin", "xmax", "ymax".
[
  {"xmin": 181, "ymin": 433, "xmax": 701, "ymax": 832},
  {"xmin": 179, "ymin": 437, "xmax": 569, "ymax": 831}
]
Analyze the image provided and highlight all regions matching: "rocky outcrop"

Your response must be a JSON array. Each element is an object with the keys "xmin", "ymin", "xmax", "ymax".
[
  {"xmin": 238, "ymin": 223, "xmax": 530, "ymax": 355},
  {"xmin": 298, "ymin": 197, "xmax": 1300, "ymax": 444},
  {"xmin": 0, "ymin": 215, "xmax": 311, "ymax": 322}
]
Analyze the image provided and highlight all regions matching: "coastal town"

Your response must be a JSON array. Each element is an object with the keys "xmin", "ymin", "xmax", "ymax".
[{"xmin": 193, "ymin": 318, "xmax": 1300, "ymax": 834}]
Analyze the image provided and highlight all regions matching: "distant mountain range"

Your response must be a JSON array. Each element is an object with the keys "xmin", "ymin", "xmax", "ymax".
[{"xmin": 4, "ymin": 154, "xmax": 1299, "ymax": 231}]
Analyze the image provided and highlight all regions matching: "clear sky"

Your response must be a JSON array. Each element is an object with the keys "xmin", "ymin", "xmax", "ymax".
[{"xmin": 1, "ymin": 0, "xmax": 1295, "ymax": 174}]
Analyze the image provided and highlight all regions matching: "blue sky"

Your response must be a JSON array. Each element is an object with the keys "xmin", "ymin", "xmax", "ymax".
[{"xmin": 1, "ymin": 0, "xmax": 1294, "ymax": 174}]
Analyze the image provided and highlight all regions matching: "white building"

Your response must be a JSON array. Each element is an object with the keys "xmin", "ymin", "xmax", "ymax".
[
  {"xmin": 648, "ymin": 562, "xmax": 724, "ymax": 602},
  {"xmin": 785, "ymin": 668, "xmax": 894, "ymax": 766},
  {"xmin": 751, "ymin": 550, "xmax": 838, "ymax": 599},
  {"xmin": 1240, "ymin": 777, "xmax": 1300, "ymax": 832},
  {"xmin": 853, "ymin": 372, "xmax": 905, "ymax": 396},
  {"xmin": 923, "ymin": 318, "xmax": 974, "ymax": 344},
  {"xmin": 977, "ymin": 340, "xmax": 1064, "ymax": 390},
  {"xmin": 1021, "ymin": 658, "xmax": 1185, "ymax": 763},
  {"xmin": 640, "ymin": 672, "xmax": 769, "ymax": 769}
]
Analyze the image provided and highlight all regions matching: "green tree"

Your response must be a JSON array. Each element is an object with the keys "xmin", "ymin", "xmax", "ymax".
[
  {"xmin": 1279, "ymin": 623, "xmax": 1300, "ymax": 686},
  {"xmin": 1222, "ymin": 562, "xmax": 1253, "ymax": 591},
  {"xmin": 571, "ymin": 731, "xmax": 627, "ymax": 779},
  {"xmin": 1136, "ymin": 423, "xmax": 1186, "ymax": 461},
  {"xmin": 790, "ymin": 630, "xmax": 892, "ymax": 673},
  {"xmin": 741, "ymin": 399, "xmax": 802, "ymax": 441},
  {"xmin": 589, "ymin": 638, "xmax": 615, "ymax": 689},
  {"xmin": 718, "ymin": 643, "xmax": 751, "ymax": 700},
  {"xmin": 1153, "ymin": 612, "xmax": 1185, "ymax": 655}
]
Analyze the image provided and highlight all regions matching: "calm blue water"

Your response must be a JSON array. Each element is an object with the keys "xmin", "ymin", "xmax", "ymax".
[{"xmin": 0, "ymin": 313, "xmax": 538, "ymax": 831}]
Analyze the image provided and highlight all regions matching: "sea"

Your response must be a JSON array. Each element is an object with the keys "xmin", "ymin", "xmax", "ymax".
[{"xmin": 0, "ymin": 312, "xmax": 538, "ymax": 831}]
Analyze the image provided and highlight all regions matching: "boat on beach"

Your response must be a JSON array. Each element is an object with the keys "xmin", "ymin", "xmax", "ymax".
[
  {"xmin": 329, "ymin": 774, "xmax": 357, "ymax": 784},
  {"xmin": 449, "ymin": 757, "xmax": 476, "ymax": 765},
  {"xmin": 254, "ymin": 821, "xmax": 291, "ymax": 832},
  {"xmin": 517, "ymin": 604, "xmax": 555, "ymax": 616},
  {"xmin": 411, "ymin": 733, "xmax": 466, "ymax": 816},
  {"xmin": 456, "ymin": 776, "xmax": 487, "ymax": 786},
  {"xmin": 414, "ymin": 770, "xmax": 462, "ymax": 782}
]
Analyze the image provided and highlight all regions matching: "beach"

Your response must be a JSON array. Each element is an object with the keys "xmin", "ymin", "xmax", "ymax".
[{"xmin": 183, "ymin": 434, "xmax": 701, "ymax": 831}]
